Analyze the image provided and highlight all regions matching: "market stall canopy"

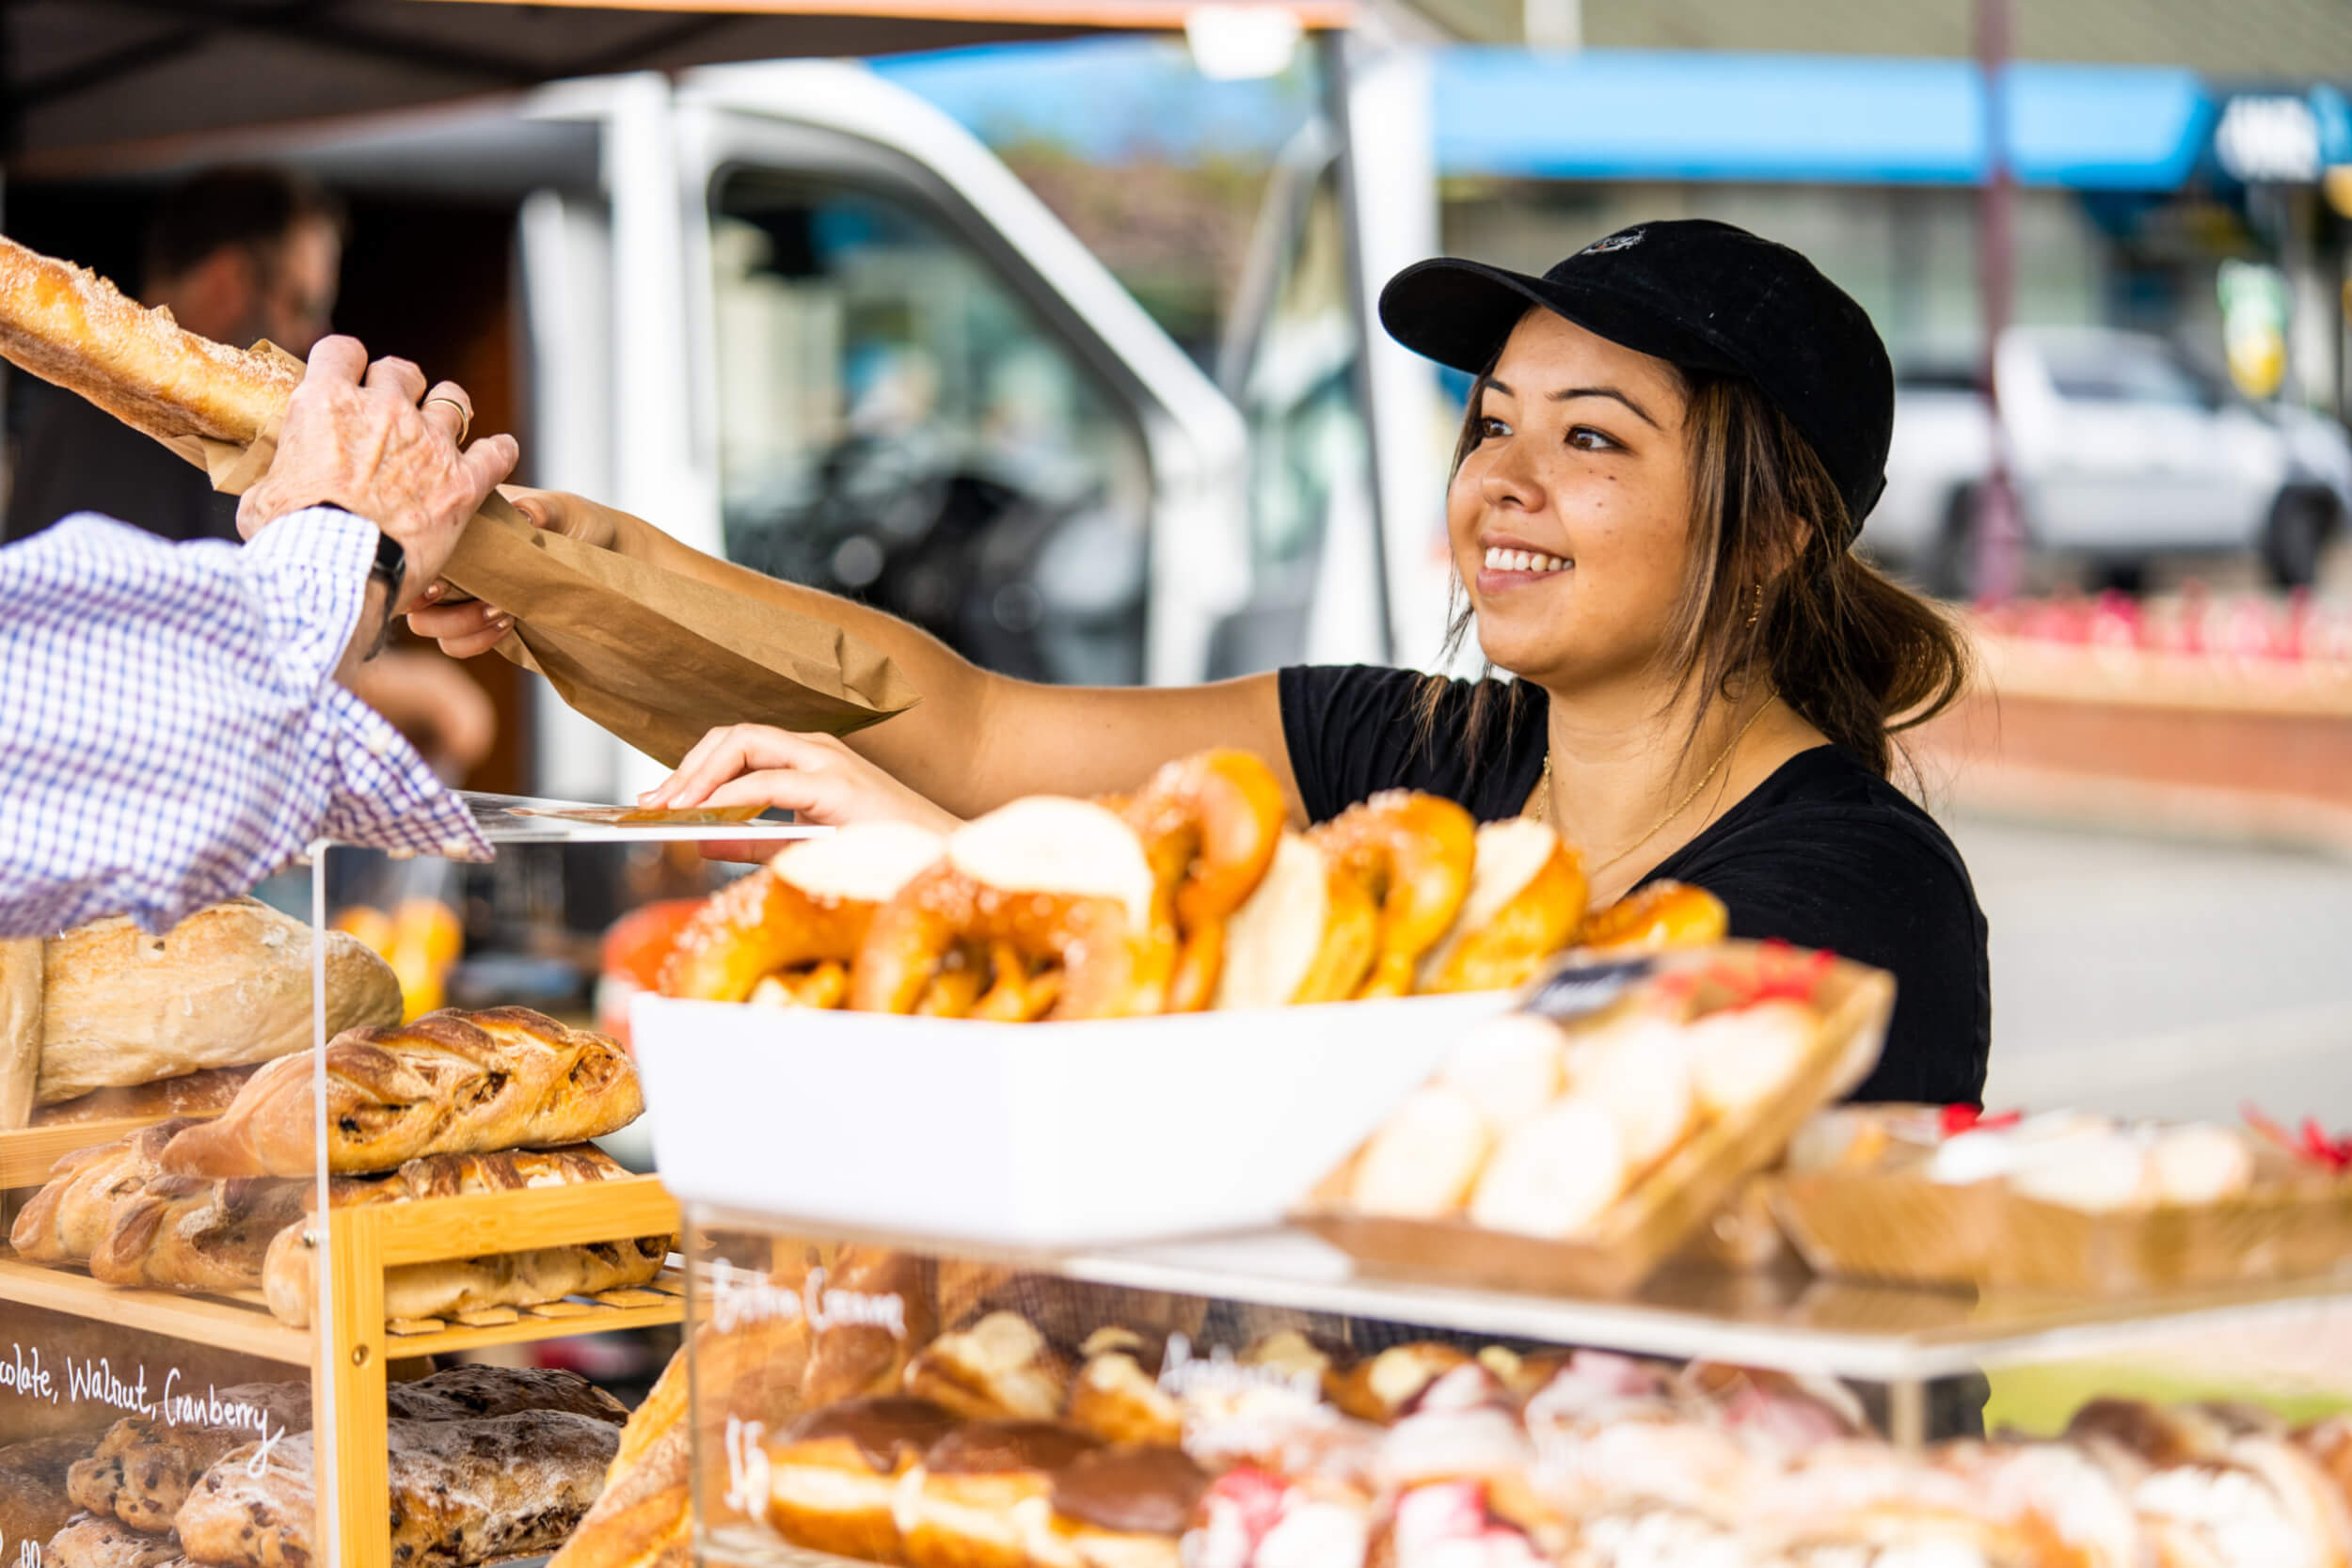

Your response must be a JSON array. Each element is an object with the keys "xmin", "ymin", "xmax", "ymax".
[{"xmin": 2, "ymin": 0, "xmax": 1350, "ymax": 166}]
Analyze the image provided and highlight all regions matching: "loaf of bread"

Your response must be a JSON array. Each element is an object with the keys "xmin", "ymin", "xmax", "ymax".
[
  {"xmin": 0, "ymin": 1435, "xmax": 87, "ymax": 1553},
  {"xmin": 36, "ymin": 900, "xmax": 400, "ymax": 1106},
  {"xmin": 40, "ymin": 1513, "xmax": 183, "ymax": 1568},
  {"xmin": 87, "ymin": 1175, "xmax": 303, "ymax": 1293},
  {"xmin": 176, "ymin": 1411, "xmax": 621, "ymax": 1568},
  {"xmin": 72, "ymin": 1367, "xmax": 625, "ymax": 1535},
  {"xmin": 159, "ymin": 1007, "xmax": 643, "ymax": 1179},
  {"xmin": 260, "ymin": 1146, "xmax": 668, "ymax": 1326},
  {"xmin": 9, "ymin": 1119, "xmax": 194, "ymax": 1262},
  {"xmin": 1, "ymin": 938, "xmax": 40, "ymax": 1130},
  {"xmin": 0, "ymin": 232, "xmax": 298, "ymax": 447},
  {"xmin": 33, "ymin": 1067, "xmax": 255, "ymax": 1128}
]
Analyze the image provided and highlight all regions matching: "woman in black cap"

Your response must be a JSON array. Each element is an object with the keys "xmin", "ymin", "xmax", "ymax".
[{"xmin": 414, "ymin": 219, "xmax": 1986, "ymax": 1105}]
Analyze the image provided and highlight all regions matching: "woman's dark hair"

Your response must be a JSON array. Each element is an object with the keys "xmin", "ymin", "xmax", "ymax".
[{"xmin": 1422, "ymin": 361, "xmax": 1971, "ymax": 782}]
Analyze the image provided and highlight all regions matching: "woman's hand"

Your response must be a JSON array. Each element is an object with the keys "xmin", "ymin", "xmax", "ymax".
[
  {"xmin": 645, "ymin": 725, "xmax": 964, "ymax": 843},
  {"xmin": 403, "ymin": 488, "xmax": 622, "ymax": 656}
]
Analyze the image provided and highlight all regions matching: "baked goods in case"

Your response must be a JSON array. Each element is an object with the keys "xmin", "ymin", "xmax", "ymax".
[
  {"xmin": 35, "ymin": 899, "xmax": 400, "ymax": 1105},
  {"xmin": 0, "ymin": 1435, "xmax": 87, "ymax": 1553},
  {"xmin": 72, "ymin": 1367, "xmax": 625, "ymax": 1534},
  {"xmin": 0, "ymin": 232, "xmax": 298, "ymax": 446},
  {"xmin": 32, "ymin": 1067, "xmax": 256, "ymax": 1128},
  {"xmin": 9, "ymin": 1118, "xmax": 194, "ymax": 1262},
  {"xmin": 259, "ymin": 1145, "xmax": 668, "ymax": 1326},
  {"xmin": 175, "ymin": 1409, "xmax": 622, "ymax": 1568},
  {"xmin": 40, "ymin": 1513, "xmax": 183, "ymax": 1568},
  {"xmin": 157, "ymin": 1006, "xmax": 643, "ymax": 1178},
  {"xmin": 897, "ymin": 1419, "xmax": 1104, "ymax": 1568},
  {"xmin": 763, "ymin": 1396, "xmax": 961, "ymax": 1561},
  {"xmin": 660, "ymin": 823, "xmax": 946, "ymax": 1005}
]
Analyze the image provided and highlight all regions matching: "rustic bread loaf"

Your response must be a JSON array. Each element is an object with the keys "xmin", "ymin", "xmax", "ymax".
[
  {"xmin": 87, "ymin": 1175, "xmax": 303, "ymax": 1293},
  {"xmin": 0, "ymin": 1435, "xmax": 87, "ymax": 1554},
  {"xmin": 176, "ymin": 1410, "xmax": 621, "ymax": 1568},
  {"xmin": 0, "ymin": 232, "xmax": 299, "ymax": 447},
  {"xmin": 36, "ymin": 900, "xmax": 399, "ymax": 1106},
  {"xmin": 40, "ymin": 1513, "xmax": 183, "ymax": 1568},
  {"xmin": 33, "ymin": 1068, "xmax": 255, "ymax": 1128},
  {"xmin": 72, "ymin": 1367, "xmax": 624, "ymax": 1535},
  {"xmin": 159, "ymin": 1007, "xmax": 642, "ymax": 1179},
  {"xmin": 1, "ymin": 938, "xmax": 40, "ymax": 1130}
]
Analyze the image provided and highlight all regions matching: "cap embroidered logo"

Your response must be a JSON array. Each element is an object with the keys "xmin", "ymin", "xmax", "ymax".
[{"xmin": 1579, "ymin": 230, "xmax": 1645, "ymax": 256}]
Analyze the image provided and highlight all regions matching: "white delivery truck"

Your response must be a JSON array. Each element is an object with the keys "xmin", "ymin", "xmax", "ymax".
[{"xmin": 5, "ymin": 14, "xmax": 1454, "ymax": 802}]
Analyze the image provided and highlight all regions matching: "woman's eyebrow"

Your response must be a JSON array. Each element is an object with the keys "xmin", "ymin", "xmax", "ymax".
[{"xmin": 1549, "ymin": 386, "xmax": 1661, "ymax": 429}]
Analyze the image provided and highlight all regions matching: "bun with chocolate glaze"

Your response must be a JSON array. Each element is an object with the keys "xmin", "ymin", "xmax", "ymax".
[
  {"xmin": 763, "ymin": 1396, "xmax": 961, "ymax": 1562},
  {"xmin": 1046, "ymin": 1447, "xmax": 1212, "ymax": 1568},
  {"xmin": 899, "ymin": 1421, "xmax": 1104, "ymax": 1568}
]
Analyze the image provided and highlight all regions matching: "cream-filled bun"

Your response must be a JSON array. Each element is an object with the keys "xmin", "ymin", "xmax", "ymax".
[
  {"xmin": 1351, "ymin": 1085, "xmax": 1494, "ymax": 1218},
  {"xmin": 774, "ymin": 820, "xmax": 946, "ymax": 904},
  {"xmin": 1416, "ymin": 819, "xmax": 1588, "ymax": 995},
  {"xmin": 947, "ymin": 797, "xmax": 1158, "ymax": 928},
  {"xmin": 1214, "ymin": 833, "xmax": 1378, "ymax": 1009},
  {"xmin": 1681, "ymin": 1000, "xmax": 1820, "ymax": 1122},
  {"xmin": 1469, "ymin": 1100, "xmax": 1630, "ymax": 1239},
  {"xmin": 1438, "ymin": 1014, "xmax": 1565, "ymax": 1133},
  {"xmin": 1562, "ymin": 1022, "xmax": 1696, "ymax": 1170}
]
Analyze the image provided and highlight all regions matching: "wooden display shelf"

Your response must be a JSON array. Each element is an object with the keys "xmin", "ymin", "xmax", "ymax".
[
  {"xmin": 0, "ymin": 1170, "xmax": 681, "ymax": 1568},
  {"xmin": 0, "ymin": 1115, "xmax": 174, "ymax": 1187}
]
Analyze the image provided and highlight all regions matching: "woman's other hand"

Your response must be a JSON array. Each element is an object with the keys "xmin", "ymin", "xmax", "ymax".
[
  {"xmin": 403, "ymin": 488, "xmax": 625, "ymax": 655},
  {"xmin": 644, "ymin": 725, "xmax": 964, "ymax": 847}
]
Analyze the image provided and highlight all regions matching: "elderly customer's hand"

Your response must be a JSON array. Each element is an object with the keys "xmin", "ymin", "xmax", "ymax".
[{"xmin": 238, "ymin": 336, "xmax": 517, "ymax": 610}]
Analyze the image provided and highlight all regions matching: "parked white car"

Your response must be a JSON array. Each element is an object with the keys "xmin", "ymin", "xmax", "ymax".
[{"xmin": 1871, "ymin": 327, "xmax": 2352, "ymax": 594}]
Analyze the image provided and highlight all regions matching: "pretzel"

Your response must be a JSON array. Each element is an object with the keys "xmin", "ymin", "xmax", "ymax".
[
  {"xmin": 1310, "ymin": 791, "xmax": 1477, "ymax": 998},
  {"xmin": 1120, "ymin": 750, "xmax": 1287, "ymax": 1012},
  {"xmin": 850, "ymin": 799, "xmax": 1171, "ymax": 1021},
  {"xmin": 660, "ymin": 823, "xmax": 945, "ymax": 1004},
  {"xmin": 1576, "ymin": 880, "xmax": 1729, "ymax": 955}
]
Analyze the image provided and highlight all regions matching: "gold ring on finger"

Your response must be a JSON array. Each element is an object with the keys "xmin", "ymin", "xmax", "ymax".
[{"xmin": 424, "ymin": 396, "xmax": 472, "ymax": 445}]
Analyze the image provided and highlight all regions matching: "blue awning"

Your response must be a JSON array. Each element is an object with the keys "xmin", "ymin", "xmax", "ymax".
[{"xmin": 1432, "ymin": 49, "xmax": 2216, "ymax": 189}]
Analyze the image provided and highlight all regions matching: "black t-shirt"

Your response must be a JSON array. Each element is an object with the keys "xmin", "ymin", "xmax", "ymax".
[
  {"xmin": 1279, "ymin": 664, "xmax": 1989, "ymax": 1106},
  {"xmin": 5, "ymin": 379, "xmax": 241, "ymax": 545}
]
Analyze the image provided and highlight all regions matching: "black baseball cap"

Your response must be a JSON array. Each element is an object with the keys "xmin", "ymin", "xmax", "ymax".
[{"xmin": 1378, "ymin": 219, "xmax": 1893, "ymax": 541}]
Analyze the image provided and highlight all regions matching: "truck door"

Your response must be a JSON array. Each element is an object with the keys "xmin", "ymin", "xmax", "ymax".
[{"xmin": 668, "ymin": 63, "xmax": 1252, "ymax": 693}]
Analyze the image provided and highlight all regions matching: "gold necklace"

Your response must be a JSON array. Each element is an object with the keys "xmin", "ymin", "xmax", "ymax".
[{"xmin": 1531, "ymin": 694, "xmax": 1775, "ymax": 873}]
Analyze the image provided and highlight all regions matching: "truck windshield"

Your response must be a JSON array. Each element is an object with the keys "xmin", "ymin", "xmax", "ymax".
[{"xmin": 709, "ymin": 168, "xmax": 1153, "ymax": 686}]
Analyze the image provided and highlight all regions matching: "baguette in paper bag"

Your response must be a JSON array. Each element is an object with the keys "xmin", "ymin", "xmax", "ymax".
[{"xmin": 0, "ymin": 234, "xmax": 918, "ymax": 764}]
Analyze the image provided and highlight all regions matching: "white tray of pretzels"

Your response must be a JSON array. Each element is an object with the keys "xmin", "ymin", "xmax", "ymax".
[{"xmin": 630, "ymin": 750, "xmax": 1729, "ymax": 1246}]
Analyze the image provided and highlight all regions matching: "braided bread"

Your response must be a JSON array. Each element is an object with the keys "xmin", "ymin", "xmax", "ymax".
[
  {"xmin": 87, "ymin": 1173, "xmax": 302, "ymax": 1292},
  {"xmin": 8, "ymin": 1118, "xmax": 195, "ymax": 1262},
  {"xmin": 156, "ymin": 1007, "xmax": 643, "ymax": 1178},
  {"xmin": 0, "ymin": 232, "xmax": 298, "ymax": 447}
]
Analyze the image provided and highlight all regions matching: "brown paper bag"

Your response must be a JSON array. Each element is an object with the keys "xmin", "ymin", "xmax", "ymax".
[{"xmin": 166, "ymin": 345, "xmax": 919, "ymax": 766}]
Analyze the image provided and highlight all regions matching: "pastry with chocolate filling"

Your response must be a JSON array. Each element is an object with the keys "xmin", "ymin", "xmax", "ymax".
[
  {"xmin": 763, "ymin": 1396, "xmax": 961, "ymax": 1562},
  {"xmin": 1045, "ymin": 1447, "xmax": 1211, "ymax": 1568},
  {"xmin": 904, "ymin": 1312, "xmax": 1072, "ymax": 1421},
  {"xmin": 898, "ymin": 1420, "xmax": 1104, "ymax": 1568}
]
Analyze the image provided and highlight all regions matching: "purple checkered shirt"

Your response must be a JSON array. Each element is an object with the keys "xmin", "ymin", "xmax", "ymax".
[{"xmin": 0, "ymin": 507, "xmax": 493, "ymax": 937}]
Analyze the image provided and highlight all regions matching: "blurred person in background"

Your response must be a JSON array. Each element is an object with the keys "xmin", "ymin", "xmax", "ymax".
[{"xmin": 6, "ymin": 166, "xmax": 344, "ymax": 546}]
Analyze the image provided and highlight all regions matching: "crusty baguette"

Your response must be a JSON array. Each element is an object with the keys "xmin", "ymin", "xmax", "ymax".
[
  {"xmin": 159, "ymin": 1007, "xmax": 643, "ymax": 1179},
  {"xmin": 545, "ymin": 1424, "xmax": 691, "ymax": 1568},
  {"xmin": 73, "ymin": 1367, "xmax": 624, "ymax": 1534},
  {"xmin": 0, "ymin": 938, "xmax": 40, "ymax": 1130},
  {"xmin": 176, "ymin": 1411, "xmax": 620, "ymax": 1568},
  {"xmin": 9, "ymin": 1119, "xmax": 195, "ymax": 1262},
  {"xmin": 40, "ymin": 1513, "xmax": 183, "ymax": 1568},
  {"xmin": 260, "ymin": 1146, "xmax": 668, "ymax": 1326},
  {"xmin": 33, "ymin": 1067, "xmax": 255, "ymax": 1128},
  {"xmin": 0, "ymin": 232, "xmax": 298, "ymax": 447},
  {"xmin": 37, "ymin": 900, "xmax": 400, "ymax": 1106},
  {"xmin": 0, "ymin": 1436, "xmax": 87, "ymax": 1555}
]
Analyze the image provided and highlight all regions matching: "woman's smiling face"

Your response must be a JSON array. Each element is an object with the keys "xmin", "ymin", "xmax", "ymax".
[{"xmin": 1447, "ymin": 308, "xmax": 1695, "ymax": 691}]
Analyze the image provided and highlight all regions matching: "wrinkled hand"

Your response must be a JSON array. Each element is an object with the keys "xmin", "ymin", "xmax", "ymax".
[
  {"xmin": 405, "ymin": 488, "xmax": 615, "ymax": 657},
  {"xmin": 645, "ymin": 725, "xmax": 961, "ymax": 857},
  {"xmin": 238, "ymin": 337, "xmax": 516, "ymax": 610}
]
